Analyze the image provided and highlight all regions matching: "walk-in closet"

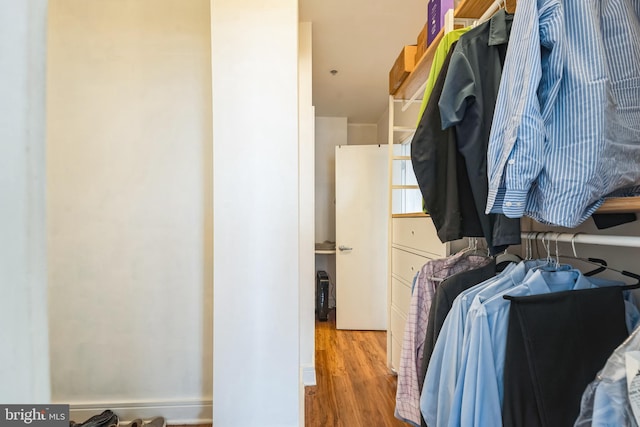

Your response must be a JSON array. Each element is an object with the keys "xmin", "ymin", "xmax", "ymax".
[
  {"xmin": 387, "ymin": 0, "xmax": 640, "ymax": 425},
  {"xmin": 306, "ymin": 0, "xmax": 640, "ymax": 425},
  {"xmin": 3, "ymin": 0, "xmax": 639, "ymax": 425}
]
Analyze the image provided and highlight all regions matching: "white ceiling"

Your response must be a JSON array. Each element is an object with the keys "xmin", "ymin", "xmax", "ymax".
[{"xmin": 299, "ymin": 0, "xmax": 427, "ymax": 124}]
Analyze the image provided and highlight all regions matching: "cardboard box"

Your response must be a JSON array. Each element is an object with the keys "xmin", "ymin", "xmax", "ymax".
[
  {"xmin": 415, "ymin": 22, "xmax": 427, "ymax": 64},
  {"xmin": 427, "ymin": 0, "xmax": 454, "ymax": 46},
  {"xmin": 389, "ymin": 45, "xmax": 418, "ymax": 94}
]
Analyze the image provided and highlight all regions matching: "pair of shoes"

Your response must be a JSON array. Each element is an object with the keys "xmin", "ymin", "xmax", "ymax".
[
  {"xmin": 143, "ymin": 418, "xmax": 165, "ymax": 427},
  {"xmin": 122, "ymin": 420, "xmax": 142, "ymax": 427},
  {"xmin": 70, "ymin": 410, "xmax": 118, "ymax": 427},
  {"xmin": 122, "ymin": 417, "xmax": 164, "ymax": 427}
]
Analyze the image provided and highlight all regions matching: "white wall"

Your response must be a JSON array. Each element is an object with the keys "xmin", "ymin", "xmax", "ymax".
[
  {"xmin": 314, "ymin": 117, "xmax": 346, "ymax": 302},
  {"xmin": 298, "ymin": 22, "xmax": 316, "ymax": 390},
  {"xmin": 347, "ymin": 123, "xmax": 378, "ymax": 145},
  {"xmin": 315, "ymin": 117, "xmax": 347, "ymax": 243},
  {"xmin": 0, "ymin": 0, "xmax": 51, "ymax": 403},
  {"xmin": 46, "ymin": 0, "xmax": 213, "ymax": 421},
  {"xmin": 377, "ymin": 106, "xmax": 390, "ymax": 146},
  {"xmin": 299, "ymin": 22, "xmax": 316, "ymax": 389},
  {"xmin": 211, "ymin": 0, "xmax": 301, "ymax": 426}
]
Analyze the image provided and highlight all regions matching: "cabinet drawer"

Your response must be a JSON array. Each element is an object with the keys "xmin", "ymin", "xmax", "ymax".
[
  {"xmin": 391, "ymin": 335, "xmax": 402, "ymax": 372},
  {"xmin": 393, "ymin": 217, "xmax": 447, "ymax": 257},
  {"xmin": 392, "ymin": 277, "xmax": 412, "ymax": 317},
  {"xmin": 390, "ymin": 305, "xmax": 407, "ymax": 344},
  {"xmin": 392, "ymin": 247, "xmax": 430, "ymax": 285}
]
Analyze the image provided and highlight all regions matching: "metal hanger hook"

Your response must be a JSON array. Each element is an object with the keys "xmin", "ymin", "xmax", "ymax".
[
  {"xmin": 542, "ymin": 232, "xmax": 552, "ymax": 263},
  {"xmin": 529, "ymin": 232, "xmax": 537, "ymax": 260},
  {"xmin": 571, "ymin": 232, "xmax": 582, "ymax": 258},
  {"xmin": 525, "ymin": 232, "xmax": 534, "ymax": 260},
  {"xmin": 531, "ymin": 231, "xmax": 541, "ymax": 259}
]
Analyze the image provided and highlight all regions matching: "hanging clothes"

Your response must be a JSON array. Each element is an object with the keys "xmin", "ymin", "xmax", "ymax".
[
  {"xmin": 395, "ymin": 251, "xmax": 491, "ymax": 427},
  {"xmin": 419, "ymin": 258, "xmax": 497, "ymax": 391},
  {"xmin": 448, "ymin": 269, "xmax": 637, "ymax": 427},
  {"xmin": 412, "ymin": 40, "xmax": 483, "ymax": 244},
  {"xmin": 421, "ymin": 260, "xmax": 545, "ymax": 427},
  {"xmin": 416, "ymin": 27, "xmax": 471, "ymax": 123},
  {"xmin": 485, "ymin": 0, "xmax": 640, "ymax": 228},
  {"xmin": 575, "ymin": 325, "xmax": 640, "ymax": 426},
  {"xmin": 502, "ymin": 286, "xmax": 633, "ymax": 427},
  {"xmin": 418, "ymin": 259, "xmax": 497, "ymax": 427},
  {"xmin": 421, "ymin": 261, "xmax": 640, "ymax": 427},
  {"xmin": 438, "ymin": 8, "xmax": 520, "ymax": 253}
]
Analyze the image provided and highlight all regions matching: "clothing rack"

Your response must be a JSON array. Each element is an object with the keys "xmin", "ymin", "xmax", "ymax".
[
  {"xmin": 476, "ymin": 0, "xmax": 504, "ymax": 24},
  {"xmin": 520, "ymin": 231, "xmax": 640, "ymax": 249}
]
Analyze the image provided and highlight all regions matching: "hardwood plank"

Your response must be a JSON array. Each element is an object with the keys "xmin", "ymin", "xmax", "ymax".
[
  {"xmin": 392, "ymin": 212, "xmax": 429, "ymax": 218},
  {"xmin": 596, "ymin": 196, "xmax": 640, "ymax": 213},
  {"xmin": 455, "ymin": 0, "xmax": 517, "ymax": 18},
  {"xmin": 454, "ymin": 0, "xmax": 496, "ymax": 19},
  {"xmin": 306, "ymin": 310, "xmax": 406, "ymax": 427}
]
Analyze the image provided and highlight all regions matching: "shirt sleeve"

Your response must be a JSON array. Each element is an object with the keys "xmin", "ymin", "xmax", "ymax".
[
  {"xmin": 590, "ymin": 379, "xmax": 633, "ymax": 427},
  {"xmin": 421, "ymin": 300, "xmax": 465, "ymax": 427},
  {"xmin": 396, "ymin": 264, "xmax": 438, "ymax": 426},
  {"xmin": 485, "ymin": 0, "xmax": 562, "ymax": 217},
  {"xmin": 624, "ymin": 300, "xmax": 640, "ymax": 333},
  {"xmin": 417, "ymin": 36, "xmax": 450, "ymax": 124},
  {"xmin": 438, "ymin": 47, "xmax": 476, "ymax": 130},
  {"xmin": 447, "ymin": 308, "xmax": 502, "ymax": 427},
  {"xmin": 417, "ymin": 28, "xmax": 470, "ymax": 124}
]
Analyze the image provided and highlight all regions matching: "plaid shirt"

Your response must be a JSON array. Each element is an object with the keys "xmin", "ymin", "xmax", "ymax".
[{"xmin": 395, "ymin": 251, "xmax": 491, "ymax": 426}]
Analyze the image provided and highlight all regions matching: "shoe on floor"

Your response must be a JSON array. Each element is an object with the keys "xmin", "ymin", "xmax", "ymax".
[
  {"xmin": 142, "ymin": 417, "xmax": 165, "ymax": 427},
  {"xmin": 121, "ymin": 419, "xmax": 142, "ymax": 427},
  {"xmin": 70, "ymin": 410, "xmax": 118, "ymax": 427}
]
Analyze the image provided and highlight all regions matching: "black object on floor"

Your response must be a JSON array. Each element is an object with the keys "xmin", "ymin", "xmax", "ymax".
[{"xmin": 316, "ymin": 271, "xmax": 330, "ymax": 321}]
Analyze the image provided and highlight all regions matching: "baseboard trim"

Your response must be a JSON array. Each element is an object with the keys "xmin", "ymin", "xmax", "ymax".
[
  {"xmin": 65, "ymin": 399, "xmax": 212, "ymax": 425},
  {"xmin": 302, "ymin": 365, "xmax": 316, "ymax": 386}
]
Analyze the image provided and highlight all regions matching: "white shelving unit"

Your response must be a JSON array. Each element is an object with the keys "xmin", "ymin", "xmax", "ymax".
[{"xmin": 385, "ymin": 0, "xmax": 503, "ymax": 372}]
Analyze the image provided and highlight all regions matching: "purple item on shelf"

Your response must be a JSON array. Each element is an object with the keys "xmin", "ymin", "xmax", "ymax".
[{"xmin": 427, "ymin": 0, "xmax": 454, "ymax": 46}]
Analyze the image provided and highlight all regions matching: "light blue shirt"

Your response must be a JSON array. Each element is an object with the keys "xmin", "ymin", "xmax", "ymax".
[
  {"xmin": 485, "ymin": 0, "xmax": 640, "ymax": 227},
  {"xmin": 460, "ymin": 260, "xmax": 563, "ymax": 354},
  {"xmin": 421, "ymin": 261, "xmax": 536, "ymax": 427},
  {"xmin": 448, "ymin": 269, "xmax": 633, "ymax": 427},
  {"xmin": 575, "ymin": 326, "xmax": 640, "ymax": 427}
]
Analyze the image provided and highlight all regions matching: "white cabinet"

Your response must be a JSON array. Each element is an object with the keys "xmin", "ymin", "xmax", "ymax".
[
  {"xmin": 388, "ymin": 216, "xmax": 463, "ymax": 371},
  {"xmin": 385, "ymin": 97, "xmax": 465, "ymax": 371},
  {"xmin": 393, "ymin": 217, "xmax": 450, "ymax": 257}
]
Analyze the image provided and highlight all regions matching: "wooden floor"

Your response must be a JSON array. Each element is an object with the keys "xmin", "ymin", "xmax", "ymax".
[{"xmin": 305, "ymin": 310, "xmax": 407, "ymax": 427}]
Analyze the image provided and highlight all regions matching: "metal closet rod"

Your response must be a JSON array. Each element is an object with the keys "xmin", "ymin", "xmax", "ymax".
[
  {"xmin": 477, "ymin": 0, "xmax": 505, "ymax": 23},
  {"xmin": 520, "ymin": 231, "xmax": 640, "ymax": 249}
]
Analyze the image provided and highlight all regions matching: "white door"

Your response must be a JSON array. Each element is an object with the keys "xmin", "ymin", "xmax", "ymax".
[{"xmin": 335, "ymin": 144, "xmax": 389, "ymax": 330}]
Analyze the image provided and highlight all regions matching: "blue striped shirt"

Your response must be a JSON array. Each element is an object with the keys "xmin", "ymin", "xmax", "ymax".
[{"xmin": 485, "ymin": 0, "xmax": 640, "ymax": 227}]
